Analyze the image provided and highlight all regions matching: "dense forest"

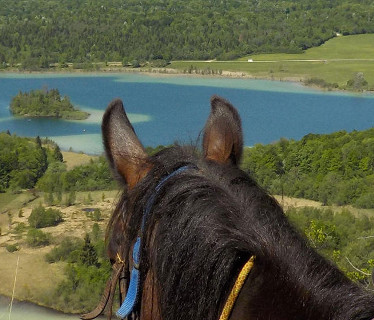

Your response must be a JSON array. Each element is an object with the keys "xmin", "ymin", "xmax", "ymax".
[
  {"xmin": 242, "ymin": 128, "xmax": 374, "ymax": 208},
  {"xmin": 10, "ymin": 88, "xmax": 89, "ymax": 120},
  {"xmin": 0, "ymin": 0, "xmax": 374, "ymax": 68}
]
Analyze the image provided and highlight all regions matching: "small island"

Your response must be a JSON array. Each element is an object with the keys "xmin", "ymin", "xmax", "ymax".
[{"xmin": 10, "ymin": 88, "xmax": 90, "ymax": 120}]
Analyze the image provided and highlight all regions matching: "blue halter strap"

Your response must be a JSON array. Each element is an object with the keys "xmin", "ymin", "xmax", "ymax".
[{"xmin": 116, "ymin": 165, "xmax": 193, "ymax": 318}]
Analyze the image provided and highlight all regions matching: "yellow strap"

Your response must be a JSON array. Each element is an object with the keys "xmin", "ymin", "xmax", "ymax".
[{"xmin": 219, "ymin": 256, "xmax": 255, "ymax": 320}]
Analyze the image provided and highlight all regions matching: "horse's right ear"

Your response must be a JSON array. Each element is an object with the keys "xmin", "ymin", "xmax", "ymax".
[
  {"xmin": 202, "ymin": 95, "xmax": 243, "ymax": 166},
  {"xmin": 102, "ymin": 99, "xmax": 151, "ymax": 188}
]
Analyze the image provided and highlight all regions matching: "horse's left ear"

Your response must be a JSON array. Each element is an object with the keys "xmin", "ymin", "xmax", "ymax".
[
  {"xmin": 202, "ymin": 95, "xmax": 243, "ymax": 166},
  {"xmin": 102, "ymin": 99, "xmax": 151, "ymax": 188}
]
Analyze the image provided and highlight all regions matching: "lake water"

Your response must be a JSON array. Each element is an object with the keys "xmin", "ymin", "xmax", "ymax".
[
  {"xmin": 0, "ymin": 296, "xmax": 96, "ymax": 320},
  {"xmin": 0, "ymin": 73, "xmax": 374, "ymax": 154}
]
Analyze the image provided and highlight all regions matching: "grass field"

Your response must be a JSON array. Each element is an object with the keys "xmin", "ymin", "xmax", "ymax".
[
  {"xmin": 61, "ymin": 151, "xmax": 98, "ymax": 170},
  {"xmin": 0, "ymin": 191, "xmax": 37, "ymax": 214},
  {"xmin": 240, "ymin": 34, "xmax": 374, "ymax": 61},
  {"xmin": 170, "ymin": 34, "xmax": 374, "ymax": 89}
]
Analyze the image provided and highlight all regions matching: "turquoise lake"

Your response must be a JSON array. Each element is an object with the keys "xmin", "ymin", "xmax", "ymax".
[{"xmin": 0, "ymin": 73, "xmax": 374, "ymax": 154}]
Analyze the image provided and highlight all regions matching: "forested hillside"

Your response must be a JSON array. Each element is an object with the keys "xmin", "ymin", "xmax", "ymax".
[
  {"xmin": 242, "ymin": 128, "xmax": 374, "ymax": 208},
  {"xmin": 2, "ymin": 128, "xmax": 374, "ymax": 208},
  {"xmin": 0, "ymin": 0, "xmax": 374, "ymax": 68}
]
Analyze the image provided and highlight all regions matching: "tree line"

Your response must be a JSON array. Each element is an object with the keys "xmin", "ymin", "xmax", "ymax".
[
  {"xmin": 1, "ymin": 0, "xmax": 374, "ymax": 69},
  {"xmin": 2, "ymin": 127, "xmax": 374, "ymax": 208},
  {"xmin": 242, "ymin": 128, "xmax": 374, "ymax": 208}
]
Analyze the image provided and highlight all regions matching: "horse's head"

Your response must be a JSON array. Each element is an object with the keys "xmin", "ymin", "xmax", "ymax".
[
  {"xmin": 102, "ymin": 95, "xmax": 245, "ymax": 260},
  {"xmin": 100, "ymin": 95, "xmax": 254, "ymax": 319},
  {"xmin": 92, "ymin": 95, "xmax": 374, "ymax": 320}
]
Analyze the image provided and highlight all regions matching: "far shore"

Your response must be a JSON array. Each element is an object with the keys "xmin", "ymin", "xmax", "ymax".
[
  {"xmin": 0, "ymin": 66, "xmax": 355, "ymax": 93},
  {"xmin": 2, "ymin": 64, "xmax": 374, "ymax": 96},
  {"xmin": 0, "ymin": 65, "xmax": 272, "ymax": 80}
]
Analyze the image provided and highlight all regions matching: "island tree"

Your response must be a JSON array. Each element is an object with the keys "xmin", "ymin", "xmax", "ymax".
[{"xmin": 10, "ymin": 88, "xmax": 89, "ymax": 120}]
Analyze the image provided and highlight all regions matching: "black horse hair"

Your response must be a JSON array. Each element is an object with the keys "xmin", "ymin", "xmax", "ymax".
[{"xmin": 107, "ymin": 144, "xmax": 374, "ymax": 320}]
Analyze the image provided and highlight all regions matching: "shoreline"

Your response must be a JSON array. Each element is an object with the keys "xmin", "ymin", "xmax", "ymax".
[
  {"xmin": 0, "ymin": 66, "xmax": 355, "ymax": 93},
  {"xmin": 0, "ymin": 294, "xmax": 81, "ymax": 316},
  {"xmin": 0, "ymin": 294, "xmax": 107, "ymax": 319},
  {"xmin": 3, "ymin": 65, "xmax": 373, "ymax": 94}
]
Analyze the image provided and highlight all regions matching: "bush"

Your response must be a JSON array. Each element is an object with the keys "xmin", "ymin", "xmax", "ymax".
[
  {"xmin": 131, "ymin": 60, "xmax": 140, "ymax": 68},
  {"xmin": 354, "ymin": 193, "xmax": 374, "ymax": 209},
  {"xmin": 304, "ymin": 77, "xmax": 339, "ymax": 90},
  {"xmin": 26, "ymin": 228, "xmax": 50, "ymax": 247},
  {"xmin": 6, "ymin": 244, "xmax": 20, "ymax": 252},
  {"xmin": 92, "ymin": 209, "xmax": 101, "ymax": 222},
  {"xmin": 346, "ymin": 72, "xmax": 368, "ymax": 91},
  {"xmin": 150, "ymin": 59, "xmax": 169, "ymax": 68},
  {"xmin": 12, "ymin": 222, "xmax": 27, "ymax": 234},
  {"xmin": 28, "ymin": 204, "xmax": 63, "ymax": 228},
  {"xmin": 45, "ymin": 237, "xmax": 83, "ymax": 263}
]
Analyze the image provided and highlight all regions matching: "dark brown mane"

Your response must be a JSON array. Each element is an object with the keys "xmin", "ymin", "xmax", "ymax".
[{"xmin": 99, "ymin": 96, "xmax": 374, "ymax": 320}]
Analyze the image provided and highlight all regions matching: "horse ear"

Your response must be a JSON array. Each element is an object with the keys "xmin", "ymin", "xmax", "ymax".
[
  {"xmin": 102, "ymin": 99, "xmax": 151, "ymax": 188},
  {"xmin": 203, "ymin": 95, "xmax": 243, "ymax": 166}
]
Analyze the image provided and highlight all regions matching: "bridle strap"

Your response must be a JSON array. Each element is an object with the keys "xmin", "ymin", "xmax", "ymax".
[{"xmin": 116, "ymin": 165, "xmax": 195, "ymax": 318}]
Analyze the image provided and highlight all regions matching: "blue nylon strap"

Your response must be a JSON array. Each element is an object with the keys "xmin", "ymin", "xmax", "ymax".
[
  {"xmin": 116, "ymin": 237, "xmax": 141, "ymax": 318},
  {"xmin": 132, "ymin": 237, "xmax": 141, "ymax": 267},
  {"xmin": 116, "ymin": 165, "xmax": 193, "ymax": 319},
  {"xmin": 116, "ymin": 265, "xmax": 140, "ymax": 318}
]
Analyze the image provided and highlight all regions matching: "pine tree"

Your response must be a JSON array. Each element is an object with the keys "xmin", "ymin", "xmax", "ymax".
[
  {"xmin": 35, "ymin": 136, "xmax": 42, "ymax": 148},
  {"xmin": 53, "ymin": 145, "xmax": 63, "ymax": 162},
  {"xmin": 79, "ymin": 234, "xmax": 98, "ymax": 267}
]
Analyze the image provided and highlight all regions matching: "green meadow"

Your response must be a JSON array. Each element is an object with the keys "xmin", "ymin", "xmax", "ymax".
[{"xmin": 170, "ymin": 34, "xmax": 374, "ymax": 89}]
